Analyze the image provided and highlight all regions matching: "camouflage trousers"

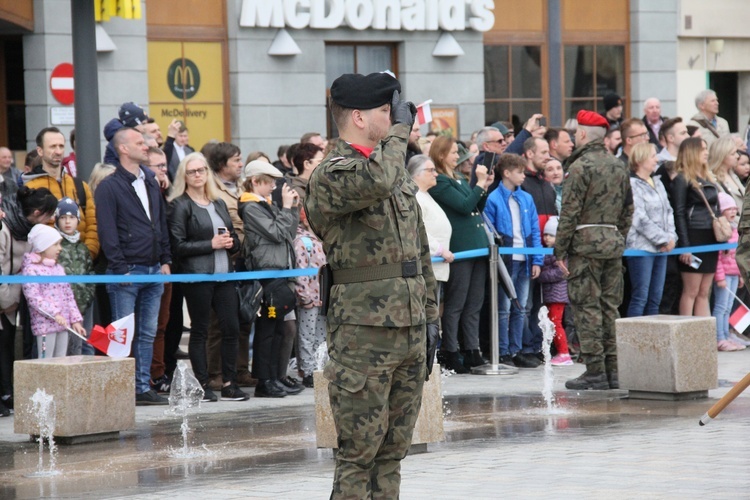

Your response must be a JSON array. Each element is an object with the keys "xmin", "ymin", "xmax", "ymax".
[
  {"xmin": 324, "ymin": 323, "xmax": 426, "ymax": 500},
  {"xmin": 566, "ymin": 256, "xmax": 623, "ymax": 372}
]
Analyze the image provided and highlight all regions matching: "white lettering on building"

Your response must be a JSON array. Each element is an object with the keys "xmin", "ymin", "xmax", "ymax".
[{"xmin": 240, "ymin": 0, "xmax": 495, "ymax": 32}]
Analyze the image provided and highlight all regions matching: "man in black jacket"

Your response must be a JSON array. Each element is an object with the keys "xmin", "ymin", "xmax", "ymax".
[{"xmin": 95, "ymin": 127, "xmax": 172, "ymax": 406}]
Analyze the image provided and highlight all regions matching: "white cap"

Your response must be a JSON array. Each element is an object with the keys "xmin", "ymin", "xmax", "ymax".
[
  {"xmin": 244, "ymin": 160, "xmax": 283, "ymax": 179},
  {"xmin": 28, "ymin": 224, "xmax": 62, "ymax": 253}
]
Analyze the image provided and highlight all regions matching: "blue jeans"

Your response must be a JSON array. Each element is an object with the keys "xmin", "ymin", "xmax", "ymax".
[
  {"xmin": 107, "ymin": 264, "xmax": 164, "ymax": 395},
  {"xmin": 626, "ymin": 255, "xmax": 667, "ymax": 317},
  {"xmin": 522, "ymin": 278, "xmax": 542, "ymax": 353},
  {"xmin": 713, "ymin": 275, "xmax": 739, "ymax": 341},
  {"xmin": 498, "ymin": 261, "xmax": 530, "ymax": 356}
]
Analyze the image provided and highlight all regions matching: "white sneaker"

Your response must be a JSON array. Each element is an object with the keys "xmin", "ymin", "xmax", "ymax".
[{"xmin": 730, "ymin": 332, "xmax": 750, "ymax": 346}]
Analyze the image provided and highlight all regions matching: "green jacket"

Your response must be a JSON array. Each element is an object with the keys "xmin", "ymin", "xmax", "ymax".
[
  {"xmin": 58, "ymin": 237, "xmax": 95, "ymax": 313},
  {"xmin": 554, "ymin": 140, "xmax": 634, "ymax": 261},
  {"xmin": 305, "ymin": 123, "xmax": 438, "ymax": 327},
  {"xmin": 428, "ymin": 172, "xmax": 489, "ymax": 252}
]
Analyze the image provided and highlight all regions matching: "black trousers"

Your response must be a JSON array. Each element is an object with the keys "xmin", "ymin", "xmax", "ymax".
[
  {"xmin": 253, "ymin": 312, "xmax": 285, "ymax": 381},
  {"xmin": 183, "ymin": 281, "xmax": 240, "ymax": 386},
  {"xmin": 164, "ymin": 283, "xmax": 185, "ymax": 377},
  {"xmin": 0, "ymin": 314, "xmax": 14, "ymax": 395}
]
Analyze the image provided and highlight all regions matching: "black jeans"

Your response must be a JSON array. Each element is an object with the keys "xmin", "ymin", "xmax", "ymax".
[
  {"xmin": 164, "ymin": 283, "xmax": 185, "ymax": 378},
  {"xmin": 183, "ymin": 281, "xmax": 239, "ymax": 386},
  {"xmin": 0, "ymin": 314, "xmax": 14, "ymax": 396}
]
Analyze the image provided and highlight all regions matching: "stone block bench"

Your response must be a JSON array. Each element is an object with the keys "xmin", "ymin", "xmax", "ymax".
[
  {"xmin": 14, "ymin": 356, "xmax": 135, "ymax": 443},
  {"xmin": 313, "ymin": 364, "xmax": 445, "ymax": 449},
  {"xmin": 616, "ymin": 315, "xmax": 717, "ymax": 400}
]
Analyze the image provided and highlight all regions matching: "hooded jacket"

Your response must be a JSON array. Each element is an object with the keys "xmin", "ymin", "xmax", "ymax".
[
  {"xmin": 21, "ymin": 165, "xmax": 98, "ymax": 259},
  {"xmin": 626, "ymin": 173, "xmax": 677, "ymax": 252},
  {"xmin": 238, "ymin": 192, "xmax": 299, "ymax": 271}
]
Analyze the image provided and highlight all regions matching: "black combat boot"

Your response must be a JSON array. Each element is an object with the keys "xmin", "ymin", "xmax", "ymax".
[
  {"xmin": 462, "ymin": 349, "xmax": 485, "ymax": 370},
  {"xmin": 565, "ymin": 367, "xmax": 609, "ymax": 390},
  {"xmin": 605, "ymin": 356, "xmax": 619, "ymax": 389}
]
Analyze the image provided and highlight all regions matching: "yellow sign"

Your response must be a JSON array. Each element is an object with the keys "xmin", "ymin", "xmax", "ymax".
[{"xmin": 148, "ymin": 41, "xmax": 226, "ymax": 149}]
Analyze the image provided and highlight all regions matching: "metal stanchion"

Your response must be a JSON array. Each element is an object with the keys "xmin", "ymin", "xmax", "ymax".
[{"xmin": 472, "ymin": 244, "xmax": 518, "ymax": 375}]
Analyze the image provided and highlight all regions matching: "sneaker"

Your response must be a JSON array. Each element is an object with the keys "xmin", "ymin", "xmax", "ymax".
[
  {"xmin": 0, "ymin": 399, "xmax": 9, "ymax": 417},
  {"xmin": 550, "ymin": 354, "xmax": 574, "ymax": 366},
  {"xmin": 730, "ymin": 333, "xmax": 750, "ymax": 346},
  {"xmin": 302, "ymin": 375, "xmax": 314, "ymax": 388},
  {"xmin": 279, "ymin": 376, "xmax": 305, "ymax": 395},
  {"xmin": 513, "ymin": 353, "xmax": 541, "ymax": 369},
  {"xmin": 2, "ymin": 394, "xmax": 13, "ymax": 410},
  {"xmin": 173, "ymin": 347, "xmax": 189, "ymax": 359},
  {"xmin": 439, "ymin": 350, "xmax": 469, "ymax": 374},
  {"xmin": 150, "ymin": 374, "xmax": 171, "ymax": 394},
  {"xmin": 207, "ymin": 375, "xmax": 223, "ymax": 391},
  {"xmin": 729, "ymin": 340, "xmax": 747, "ymax": 351},
  {"xmin": 255, "ymin": 379, "xmax": 286, "ymax": 398},
  {"xmin": 498, "ymin": 355, "xmax": 515, "ymax": 367},
  {"xmin": 201, "ymin": 386, "xmax": 218, "ymax": 402},
  {"xmin": 221, "ymin": 383, "xmax": 250, "ymax": 401},
  {"xmin": 236, "ymin": 373, "xmax": 258, "ymax": 387},
  {"xmin": 135, "ymin": 389, "xmax": 169, "ymax": 406}
]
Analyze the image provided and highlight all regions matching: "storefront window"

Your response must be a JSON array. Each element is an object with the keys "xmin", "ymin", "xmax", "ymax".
[
  {"xmin": 564, "ymin": 45, "xmax": 625, "ymax": 122},
  {"xmin": 484, "ymin": 45, "xmax": 542, "ymax": 130},
  {"xmin": 325, "ymin": 43, "xmax": 397, "ymax": 138}
]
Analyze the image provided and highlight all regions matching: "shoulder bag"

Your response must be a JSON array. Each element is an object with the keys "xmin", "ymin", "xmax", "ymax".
[{"xmin": 695, "ymin": 186, "xmax": 732, "ymax": 242}]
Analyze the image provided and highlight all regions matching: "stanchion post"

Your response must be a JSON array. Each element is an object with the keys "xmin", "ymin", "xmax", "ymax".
[{"xmin": 472, "ymin": 244, "xmax": 518, "ymax": 375}]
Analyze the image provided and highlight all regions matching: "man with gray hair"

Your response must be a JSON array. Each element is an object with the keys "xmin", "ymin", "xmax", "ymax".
[
  {"xmin": 642, "ymin": 97, "xmax": 666, "ymax": 149},
  {"xmin": 688, "ymin": 89, "xmax": 730, "ymax": 147}
]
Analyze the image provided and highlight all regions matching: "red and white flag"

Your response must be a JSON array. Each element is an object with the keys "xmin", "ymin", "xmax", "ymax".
[
  {"xmin": 730, "ymin": 304, "xmax": 750, "ymax": 334},
  {"xmin": 416, "ymin": 99, "xmax": 433, "ymax": 126},
  {"xmin": 88, "ymin": 314, "xmax": 135, "ymax": 358}
]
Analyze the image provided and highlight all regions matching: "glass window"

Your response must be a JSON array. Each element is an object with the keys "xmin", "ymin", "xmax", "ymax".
[
  {"xmin": 484, "ymin": 45, "xmax": 543, "ymax": 128},
  {"xmin": 564, "ymin": 45, "xmax": 625, "ymax": 122}
]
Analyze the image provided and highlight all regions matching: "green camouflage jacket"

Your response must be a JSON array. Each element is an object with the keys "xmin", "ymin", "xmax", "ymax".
[
  {"xmin": 59, "ymin": 237, "xmax": 95, "ymax": 313},
  {"xmin": 304, "ymin": 123, "xmax": 439, "ymax": 327},
  {"xmin": 554, "ymin": 140, "xmax": 634, "ymax": 261}
]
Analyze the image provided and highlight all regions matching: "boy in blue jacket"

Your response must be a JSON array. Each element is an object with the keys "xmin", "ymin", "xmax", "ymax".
[{"xmin": 484, "ymin": 154, "xmax": 543, "ymax": 368}]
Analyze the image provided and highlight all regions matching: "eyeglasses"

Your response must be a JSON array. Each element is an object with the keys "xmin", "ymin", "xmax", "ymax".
[
  {"xmin": 422, "ymin": 168, "xmax": 437, "ymax": 173},
  {"xmin": 627, "ymin": 132, "xmax": 649, "ymax": 140},
  {"xmin": 186, "ymin": 167, "xmax": 208, "ymax": 177},
  {"xmin": 150, "ymin": 163, "xmax": 167, "ymax": 170}
]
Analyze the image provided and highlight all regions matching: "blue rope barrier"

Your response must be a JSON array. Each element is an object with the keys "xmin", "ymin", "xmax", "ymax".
[{"xmin": 0, "ymin": 244, "xmax": 734, "ymax": 284}]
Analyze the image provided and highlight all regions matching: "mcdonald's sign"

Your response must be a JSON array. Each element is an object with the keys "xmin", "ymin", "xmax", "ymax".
[{"xmin": 167, "ymin": 58, "xmax": 201, "ymax": 100}]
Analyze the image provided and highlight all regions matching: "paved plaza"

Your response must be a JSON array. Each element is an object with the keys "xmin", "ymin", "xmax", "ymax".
[{"xmin": 0, "ymin": 350, "xmax": 749, "ymax": 499}]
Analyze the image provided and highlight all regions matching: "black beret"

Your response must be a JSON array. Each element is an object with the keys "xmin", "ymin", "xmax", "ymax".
[{"xmin": 330, "ymin": 72, "xmax": 401, "ymax": 110}]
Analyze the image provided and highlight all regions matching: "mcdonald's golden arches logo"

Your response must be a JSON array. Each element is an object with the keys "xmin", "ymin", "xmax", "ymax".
[{"xmin": 167, "ymin": 58, "xmax": 201, "ymax": 100}]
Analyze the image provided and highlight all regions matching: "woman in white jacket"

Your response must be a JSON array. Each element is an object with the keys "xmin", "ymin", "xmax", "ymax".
[{"xmin": 625, "ymin": 143, "xmax": 677, "ymax": 317}]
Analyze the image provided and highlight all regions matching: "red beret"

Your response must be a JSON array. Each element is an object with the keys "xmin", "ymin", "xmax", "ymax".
[{"xmin": 576, "ymin": 110, "xmax": 609, "ymax": 130}]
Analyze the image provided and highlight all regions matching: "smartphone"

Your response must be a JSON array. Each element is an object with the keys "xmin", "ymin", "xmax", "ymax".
[
  {"xmin": 218, "ymin": 227, "xmax": 227, "ymax": 235},
  {"xmin": 689, "ymin": 255, "xmax": 702, "ymax": 270},
  {"xmin": 481, "ymin": 152, "xmax": 496, "ymax": 169},
  {"xmin": 538, "ymin": 116, "xmax": 547, "ymax": 127}
]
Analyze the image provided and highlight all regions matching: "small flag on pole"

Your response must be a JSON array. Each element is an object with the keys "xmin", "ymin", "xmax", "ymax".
[
  {"xmin": 730, "ymin": 304, "xmax": 750, "ymax": 334},
  {"xmin": 416, "ymin": 99, "xmax": 433, "ymax": 126},
  {"xmin": 89, "ymin": 314, "xmax": 135, "ymax": 358}
]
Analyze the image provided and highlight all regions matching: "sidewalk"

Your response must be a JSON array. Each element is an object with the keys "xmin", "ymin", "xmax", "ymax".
[{"xmin": 1, "ymin": 350, "xmax": 749, "ymax": 499}]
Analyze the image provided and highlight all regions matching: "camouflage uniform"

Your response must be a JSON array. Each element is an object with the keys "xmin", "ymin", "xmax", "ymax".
[
  {"xmin": 554, "ymin": 140, "xmax": 633, "ymax": 377},
  {"xmin": 305, "ymin": 122, "xmax": 439, "ymax": 499},
  {"xmin": 736, "ymin": 187, "xmax": 750, "ymax": 284}
]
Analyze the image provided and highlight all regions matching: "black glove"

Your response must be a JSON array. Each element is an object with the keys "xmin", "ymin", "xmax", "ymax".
[
  {"xmin": 425, "ymin": 322, "xmax": 439, "ymax": 381},
  {"xmin": 391, "ymin": 90, "xmax": 417, "ymax": 127}
]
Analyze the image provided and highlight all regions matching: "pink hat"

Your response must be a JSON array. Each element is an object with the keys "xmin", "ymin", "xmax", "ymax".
[
  {"xmin": 27, "ymin": 224, "xmax": 62, "ymax": 253},
  {"xmin": 718, "ymin": 192, "xmax": 737, "ymax": 213}
]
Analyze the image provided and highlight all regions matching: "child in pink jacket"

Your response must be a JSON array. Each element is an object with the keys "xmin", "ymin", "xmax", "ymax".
[
  {"xmin": 21, "ymin": 224, "xmax": 85, "ymax": 358},
  {"xmin": 712, "ymin": 193, "xmax": 745, "ymax": 351}
]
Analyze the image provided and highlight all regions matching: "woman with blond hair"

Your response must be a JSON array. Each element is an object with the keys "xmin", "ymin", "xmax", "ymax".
[
  {"xmin": 671, "ymin": 137, "xmax": 720, "ymax": 316},
  {"xmin": 708, "ymin": 136, "xmax": 744, "ymax": 209},
  {"xmin": 625, "ymin": 143, "xmax": 676, "ymax": 317},
  {"xmin": 428, "ymin": 136, "xmax": 493, "ymax": 373},
  {"xmin": 167, "ymin": 152, "xmax": 246, "ymax": 402}
]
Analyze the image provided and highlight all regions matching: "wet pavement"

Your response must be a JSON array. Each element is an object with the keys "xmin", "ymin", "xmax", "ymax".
[{"xmin": 2, "ymin": 351, "xmax": 750, "ymax": 499}]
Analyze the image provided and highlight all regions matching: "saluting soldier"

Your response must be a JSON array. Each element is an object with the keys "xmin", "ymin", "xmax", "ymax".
[
  {"xmin": 304, "ymin": 72, "xmax": 439, "ymax": 499},
  {"xmin": 555, "ymin": 110, "xmax": 634, "ymax": 391}
]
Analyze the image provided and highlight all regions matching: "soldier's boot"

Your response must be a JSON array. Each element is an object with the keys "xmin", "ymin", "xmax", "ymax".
[
  {"xmin": 605, "ymin": 356, "xmax": 619, "ymax": 389},
  {"xmin": 565, "ymin": 364, "xmax": 609, "ymax": 390}
]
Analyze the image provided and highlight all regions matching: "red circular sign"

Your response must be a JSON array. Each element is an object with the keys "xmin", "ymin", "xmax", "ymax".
[{"xmin": 50, "ymin": 63, "xmax": 74, "ymax": 105}]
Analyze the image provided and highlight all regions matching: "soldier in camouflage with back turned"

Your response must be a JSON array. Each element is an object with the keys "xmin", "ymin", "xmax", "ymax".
[
  {"xmin": 555, "ymin": 110, "xmax": 633, "ymax": 391},
  {"xmin": 304, "ymin": 72, "xmax": 439, "ymax": 499}
]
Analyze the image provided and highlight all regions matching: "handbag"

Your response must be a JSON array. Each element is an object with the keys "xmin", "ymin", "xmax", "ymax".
[
  {"xmin": 261, "ymin": 278, "xmax": 297, "ymax": 318},
  {"xmin": 237, "ymin": 281, "xmax": 263, "ymax": 324},
  {"xmin": 695, "ymin": 186, "xmax": 732, "ymax": 242}
]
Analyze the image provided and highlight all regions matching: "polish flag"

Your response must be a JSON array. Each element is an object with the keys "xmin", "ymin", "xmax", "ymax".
[
  {"xmin": 88, "ymin": 314, "xmax": 135, "ymax": 358},
  {"xmin": 416, "ymin": 100, "xmax": 433, "ymax": 126},
  {"xmin": 730, "ymin": 305, "xmax": 750, "ymax": 334}
]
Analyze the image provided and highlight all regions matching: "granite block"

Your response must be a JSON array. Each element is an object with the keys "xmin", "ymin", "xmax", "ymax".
[
  {"xmin": 14, "ymin": 356, "xmax": 135, "ymax": 438},
  {"xmin": 314, "ymin": 364, "xmax": 445, "ymax": 448},
  {"xmin": 616, "ymin": 315, "xmax": 717, "ymax": 394}
]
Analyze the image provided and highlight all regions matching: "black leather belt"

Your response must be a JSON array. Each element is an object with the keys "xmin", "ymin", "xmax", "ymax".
[{"xmin": 332, "ymin": 260, "xmax": 420, "ymax": 284}]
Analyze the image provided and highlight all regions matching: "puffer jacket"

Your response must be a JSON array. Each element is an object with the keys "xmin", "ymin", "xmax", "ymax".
[
  {"xmin": 239, "ymin": 192, "xmax": 299, "ymax": 271},
  {"xmin": 626, "ymin": 174, "xmax": 677, "ymax": 252},
  {"xmin": 538, "ymin": 254, "xmax": 568, "ymax": 304},
  {"xmin": 671, "ymin": 174, "xmax": 720, "ymax": 247},
  {"xmin": 167, "ymin": 194, "xmax": 240, "ymax": 274},
  {"xmin": 58, "ymin": 236, "xmax": 95, "ymax": 313},
  {"xmin": 715, "ymin": 226, "xmax": 740, "ymax": 282},
  {"xmin": 21, "ymin": 253, "xmax": 82, "ymax": 336}
]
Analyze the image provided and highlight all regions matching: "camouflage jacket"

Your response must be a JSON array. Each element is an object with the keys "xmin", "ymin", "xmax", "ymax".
[
  {"xmin": 304, "ymin": 123, "xmax": 439, "ymax": 327},
  {"xmin": 554, "ymin": 140, "xmax": 634, "ymax": 261},
  {"xmin": 58, "ymin": 236, "xmax": 95, "ymax": 313}
]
